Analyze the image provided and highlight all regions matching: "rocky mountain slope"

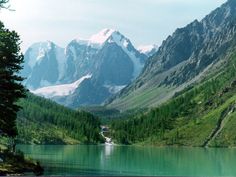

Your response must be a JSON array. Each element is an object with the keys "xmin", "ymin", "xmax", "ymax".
[
  {"xmin": 22, "ymin": 29, "xmax": 147, "ymax": 108},
  {"xmin": 111, "ymin": 46, "xmax": 236, "ymax": 147},
  {"xmin": 107, "ymin": 0, "xmax": 236, "ymax": 111}
]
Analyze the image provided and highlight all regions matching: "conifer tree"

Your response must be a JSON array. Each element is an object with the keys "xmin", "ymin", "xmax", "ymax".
[
  {"xmin": 0, "ymin": 21, "xmax": 26, "ymax": 138},
  {"xmin": 0, "ymin": 0, "xmax": 9, "ymax": 9}
]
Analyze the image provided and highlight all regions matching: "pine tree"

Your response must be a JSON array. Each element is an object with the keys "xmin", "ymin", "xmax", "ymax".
[
  {"xmin": 0, "ymin": 0, "xmax": 9, "ymax": 9},
  {"xmin": 0, "ymin": 21, "xmax": 26, "ymax": 138}
]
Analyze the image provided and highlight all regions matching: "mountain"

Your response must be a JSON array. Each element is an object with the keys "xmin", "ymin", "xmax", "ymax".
[
  {"xmin": 21, "ymin": 41, "xmax": 66, "ymax": 89},
  {"xmin": 138, "ymin": 44, "xmax": 158, "ymax": 57},
  {"xmin": 22, "ymin": 29, "xmax": 147, "ymax": 108},
  {"xmin": 111, "ymin": 45, "xmax": 236, "ymax": 147},
  {"xmin": 107, "ymin": 0, "xmax": 236, "ymax": 111}
]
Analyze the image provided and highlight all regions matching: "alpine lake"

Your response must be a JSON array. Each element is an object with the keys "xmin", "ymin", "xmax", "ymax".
[{"xmin": 17, "ymin": 144, "xmax": 236, "ymax": 176}]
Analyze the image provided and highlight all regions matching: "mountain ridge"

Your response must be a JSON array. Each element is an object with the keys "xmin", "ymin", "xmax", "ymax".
[
  {"xmin": 22, "ymin": 29, "xmax": 148, "ymax": 108},
  {"xmin": 107, "ymin": 0, "xmax": 236, "ymax": 111}
]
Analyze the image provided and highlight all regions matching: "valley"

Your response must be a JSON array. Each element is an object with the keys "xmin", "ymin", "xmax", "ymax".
[
  {"xmin": 12, "ymin": 0, "xmax": 236, "ymax": 148},
  {"xmin": 110, "ymin": 51, "xmax": 236, "ymax": 147},
  {"xmin": 2, "ymin": 0, "xmax": 236, "ymax": 176}
]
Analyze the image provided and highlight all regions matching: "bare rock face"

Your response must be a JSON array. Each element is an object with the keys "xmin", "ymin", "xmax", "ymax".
[
  {"xmin": 108, "ymin": 0, "xmax": 236, "ymax": 109},
  {"xmin": 141, "ymin": 0, "xmax": 236, "ymax": 86},
  {"xmin": 22, "ymin": 29, "xmax": 147, "ymax": 108}
]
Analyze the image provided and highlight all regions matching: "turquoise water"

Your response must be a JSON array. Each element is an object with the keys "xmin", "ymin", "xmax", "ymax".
[{"xmin": 17, "ymin": 145, "xmax": 236, "ymax": 176}]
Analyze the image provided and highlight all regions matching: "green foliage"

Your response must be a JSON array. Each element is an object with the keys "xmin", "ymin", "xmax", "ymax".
[
  {"xmin": 210, "ymin": 111, "xmax": 236, "ymax": 147},
  {"xmin": 17, "ymin": 93, "xmax": 102, "ymax": 144},
  {"xmin": 0, "ymin": 148, "xmax": 42, "ymax": 175},
  {"xmin": 0, "ymin": 21, "xmax": 26, "ymax": 137},
  {"xmin": 111, "ymin": 52, "xmax": 236, "ymax": 146},
  {"xmin": 79, "ymin": 106, "xmax": 120, "ymax": 120},
  {"xmin": 0, "ymin": 0, "xmax": 9, "ymax": 9}
]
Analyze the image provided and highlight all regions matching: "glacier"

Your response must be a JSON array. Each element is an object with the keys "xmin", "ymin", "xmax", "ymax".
[{"xmin": 32, "ymin": 74, "xmax": 92, "ymax": 98}]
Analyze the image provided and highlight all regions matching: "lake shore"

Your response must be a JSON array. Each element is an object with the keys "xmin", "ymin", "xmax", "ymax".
[{"xmin": 0, "ymin": 149, "xmax": 43, "ymax": 176}]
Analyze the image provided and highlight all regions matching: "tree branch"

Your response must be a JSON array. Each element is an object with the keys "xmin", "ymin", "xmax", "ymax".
[{"xmin": 0, "ymin": 0, "xmax": 10, "ymax": 9}]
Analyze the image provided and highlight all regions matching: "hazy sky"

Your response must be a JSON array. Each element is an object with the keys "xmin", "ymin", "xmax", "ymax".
[{"xmin": 1, "ymin": 0, "xmax": 226, "ymax": 51}]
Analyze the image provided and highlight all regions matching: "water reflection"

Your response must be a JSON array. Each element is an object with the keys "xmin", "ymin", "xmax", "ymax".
[
  {"xmin": 17, "ymin": 145, "xmax": 236, "ymax": 176},
  {"xmin": 104, "ymin": 145, "xmax": 114, "ymax": 157}
]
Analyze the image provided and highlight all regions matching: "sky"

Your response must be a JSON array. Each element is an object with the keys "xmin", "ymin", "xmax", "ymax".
[{"xmin": 1, "ymin": 0, "xmax": 227, "ymax": 52}]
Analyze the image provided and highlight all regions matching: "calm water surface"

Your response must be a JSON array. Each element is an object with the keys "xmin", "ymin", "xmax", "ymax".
[{"xmin": 17, "ymin": 145, "xmax": 236, "ymax": 176}]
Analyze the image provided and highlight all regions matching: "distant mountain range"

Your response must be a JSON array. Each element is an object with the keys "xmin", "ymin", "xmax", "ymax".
[
  {"xmin": 24, "ymin": 0, "xmax": 236, "ymax": 112},
  {"xmin": 22, "ymin": 29, "xmax": 152, "ymax": 108},
  {"xmin": 107, "ymin": 0, "xmax": 236, "ymax": 111}
]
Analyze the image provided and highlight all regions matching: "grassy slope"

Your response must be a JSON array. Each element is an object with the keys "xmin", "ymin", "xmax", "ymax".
[
  {"xmin": 211, "ymin": 111, "xmax": 236, "ymax": 147},
  {"xmin": 108, "ymin": 85, "xmax": 174, "ymax": 111},
  {"xmin": 142, "ymin": 94, "xmax": 236, "ymax": 147},
  {"xmin": 107, "ymin": 58, "xmax": 210, "ymax": 112},
  {"xmin": 111, "ymin": 51, "xmax": 236, "ymax": 147}
]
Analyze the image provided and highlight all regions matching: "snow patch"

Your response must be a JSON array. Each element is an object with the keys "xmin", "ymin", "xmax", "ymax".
[
  {"xmin": 110, "ymin": 34, "xmax": 144, "ymax": 78},
  {"xmin": 138, "ymin": 44, "xmax": 158, "ymax": 55},
  {"xmin": 104, "ymin": 85, "xmax": 126, "ymax": 94},
  {"xmin": 74, "ymin": 29, "xmax": 144, "ymax": 78},
  {"xmin": 123, "ymin": 40, "xmax": 129, "ymax": 48},
  {"xmin": 68, "ymin": 45, "xmax": 77, "ymax": 60},
  {"xmin": 26, "ymin": 41, "xmax": 67, "ymax": 85},
  {"xmin": 40, "ymin": 80, "xmax": 52, "ymax": 87},
  {"xmin": 76, "ymin": 29, "xmax": 117, "ymax": 49},
  {"xmin": 76, "ymin": 28, "xmax": 145, "ymax": 78},
  {"xmin": 89, "ymin": 28, "xmax": 116, "ymax": 45},
  {"xmin": 27, "ymin": 41, "xmax": 53, "ymax": 69},
  {"xmin": 55, "ymin": 46, "xmax": 67, "ymax": 80},
  {"xmin": 75, "ymin": 39, "xmax": 88, "ymax": 46},
  {"xmin": 32, "ymin": 74, "xmax": 92, "ymax": 98}
]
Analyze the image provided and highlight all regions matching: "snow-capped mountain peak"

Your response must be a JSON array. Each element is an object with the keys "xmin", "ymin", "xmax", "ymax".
[
  {"xmin": 138, "ymin": 44, "xmax": 158, "ymax": 56},
  {"xmin": 89, "ymin": 28, "xmax": 117, "ymax": 45},
  {"xmin": 23, "ymin": 41, "xmax": 67, "ymax": 89},
  {"xmin": 107, "ymin": 32, "xmax": 145, "ymax": 77},
  {"xmin": 23, "ymin": 29, "xmax": 148, "ymax": 107},
  {"xmin": 30, "ymin": 41, "xmax": 54, "ymax": 50},
  {"xmin": 74, "ymin": 29, "xmax": 145, "ymax": 78},
  {"xmin": 26, "ymin": 41, "xmax": 55, "ymax": 69},
  {"xmin": 76, "ymin": 28, "xmax": 124, "ymax": 48}
]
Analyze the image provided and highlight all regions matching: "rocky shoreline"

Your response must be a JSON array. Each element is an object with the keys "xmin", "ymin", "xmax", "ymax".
[{"xmin": 0, "ymin": 150, "xmax": 43, "ymax": 176}]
